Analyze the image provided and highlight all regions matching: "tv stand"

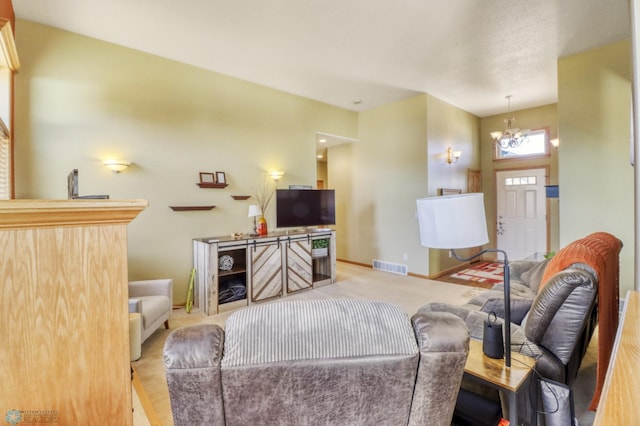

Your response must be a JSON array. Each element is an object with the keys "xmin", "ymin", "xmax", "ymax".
[{"xmin": 193, "ymin": 229, "xmax": 336, "ymax": 315}]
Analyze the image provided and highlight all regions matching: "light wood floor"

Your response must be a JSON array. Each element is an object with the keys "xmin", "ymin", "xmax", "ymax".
[{"xmin": 132, "ymin": 261, "xmax": 597, "ymax": 426}]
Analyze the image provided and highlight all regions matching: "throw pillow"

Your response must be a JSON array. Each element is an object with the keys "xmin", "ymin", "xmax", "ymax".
[
  {"xmin": 521, "ymin": 258, "xmax": 550, "ymax": 293},
  {"xmin": 480, "ymin": 297, "xmax": 534, "ymax": 325}
]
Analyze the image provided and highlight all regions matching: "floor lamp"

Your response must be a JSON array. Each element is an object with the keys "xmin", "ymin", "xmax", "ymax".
[{"xmin": 416, "ymin": 193, "xmax": 512, "ymax": 367}]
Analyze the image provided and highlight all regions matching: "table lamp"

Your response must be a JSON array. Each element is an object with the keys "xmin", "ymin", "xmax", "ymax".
[
  {"xmin": 416, "ymin": 193, "xmax": 512, "ymax": 367},
  {"xmin": 248, "ymin": 204, "xmax": 262, "ymax": 236}
]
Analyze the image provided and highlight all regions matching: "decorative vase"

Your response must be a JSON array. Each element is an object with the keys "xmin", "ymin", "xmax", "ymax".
[{"xmin": 257, "ymin": 216, "xmax": 268, "ymax": 236}]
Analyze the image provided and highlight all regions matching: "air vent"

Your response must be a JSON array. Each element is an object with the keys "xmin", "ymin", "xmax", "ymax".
[{"xmin": 372, "ymin": 260, "xmax": 408, "ymax": 276}]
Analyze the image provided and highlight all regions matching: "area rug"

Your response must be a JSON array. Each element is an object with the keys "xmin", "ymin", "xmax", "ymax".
[{"xmin": 450, "ymin": 262, "xmax": 504, "ymax": 285}]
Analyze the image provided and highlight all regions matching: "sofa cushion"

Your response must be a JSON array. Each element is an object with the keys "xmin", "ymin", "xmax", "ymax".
[
  {"xmin": 418, "ymin": 303, "xmax": 541, "ymax": 358},
  {"xmin": 139, "ymin": 295, "xmax": 171, "ymax": 328},
  {"xmin": 480, "ymin": 297, "xmax": 534, "ymax": 325},
  {"xmin": 221, "ymin": 299, "xmax": 419, "ymax": 368},
  {"xmin": 521, "ymin": 258, "xmax": 550, "ymax": 293},
  {"xmin": 490, "ymin": 281, "xmax": 537, "ymax": 299}
]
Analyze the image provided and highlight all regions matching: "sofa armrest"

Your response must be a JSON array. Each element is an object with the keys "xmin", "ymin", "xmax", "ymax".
[
  {"xmin": 129, "ymin": 279, "xmax": 173, "ymax": 303},
  {"xmin": 408, "ymin": 311, "xmax": 469, "ymax": 426},
  {"xmin": 164, "ymin": 324, "xmax": 225, "ymax": 426},
  {"xmin": 128, "ymin": 298, "xmax": 142, "ymax": 314}
]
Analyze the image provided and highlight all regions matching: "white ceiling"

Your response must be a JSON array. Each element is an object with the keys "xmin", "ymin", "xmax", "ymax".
[{"xmin": 13, "ymin": 0, "xmax": 630, "ymax": 117}]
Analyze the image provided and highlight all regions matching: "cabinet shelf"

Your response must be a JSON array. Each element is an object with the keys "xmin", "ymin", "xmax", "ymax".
[
  {"xmin": 219, "ymin": 268, "xmax": 246, "ymax": 277},
  {"xmin": 169, "ymin": 205, "xmax": 216, "ymax": 211},
  {"xmin": 197, "ymin": 183, "xmax": 228, "ymax": 188},
  {"xmin": 313, "ymin": 273, "xmax": 332, "ymax": 282}
]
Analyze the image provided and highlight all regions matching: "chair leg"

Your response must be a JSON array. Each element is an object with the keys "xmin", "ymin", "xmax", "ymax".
[{"xmin": 164, "ymin": 320, "xmax": 170, "ymax": 329}]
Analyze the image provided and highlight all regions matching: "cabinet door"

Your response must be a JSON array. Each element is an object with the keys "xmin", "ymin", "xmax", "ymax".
[
  {"xmin": 286, "ymin": 237, "xmax": 312, "ymax": 293},
  {"xmin": 249, "ymin": 241, "xmax": 283, "ymax": 302}
]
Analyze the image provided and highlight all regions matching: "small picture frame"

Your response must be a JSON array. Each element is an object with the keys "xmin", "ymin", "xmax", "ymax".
[
  {"xmin": 438, "ymin": 188, "xmax": 462, "ymax": 196},
  {"xmin": 199, "ymin": 172, "xmax": 215, "ymax": 184},
  {"xmin": 215, "ymin": 171, "xmax": 226, "ymax": 184}
]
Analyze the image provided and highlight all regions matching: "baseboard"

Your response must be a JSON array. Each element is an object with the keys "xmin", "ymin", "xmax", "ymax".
[
  {"xmin": 132, "ymin": 366, "xmax": 162, "ymax": 425},
  {"xmin": 337, "ymin": 258, "xmax": 371, "ymax": 268},
  {"xmin": 338, "ymin": 258, "xmax": 474, "ymax": 282},
  {"xmin": 407, "ymin": 271, "xmax": 430, "ymax": 280},
  {"xmin": 337, "ymin": 257, "xmax": 502, "ymax": 281},
  {"xmin": 429, "ymin": 263, "xmax": 470, "ymax": 280}
]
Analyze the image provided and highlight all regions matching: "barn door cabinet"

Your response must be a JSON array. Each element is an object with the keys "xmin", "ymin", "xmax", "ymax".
[{"xmin": 193, "ymin": 229, "xmax": 336, "ymax": 315}]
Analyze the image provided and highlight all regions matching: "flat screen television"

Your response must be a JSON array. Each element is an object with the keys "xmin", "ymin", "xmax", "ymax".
[{"xmin": 276, "ymin": 189, "xmax": 335, "ymax": 228}]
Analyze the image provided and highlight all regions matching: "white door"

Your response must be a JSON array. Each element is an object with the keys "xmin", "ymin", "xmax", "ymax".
[{"xmin": 496, "ymin": 169, "xmax": 547, "ymax": 260}]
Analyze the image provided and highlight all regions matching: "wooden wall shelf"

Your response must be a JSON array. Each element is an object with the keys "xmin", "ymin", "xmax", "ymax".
[
  {"xmin": 169, "ymin": 206, "xmax": 216, "ymax": 211},
  {"xmin": 197, "ymin": 183, "xmax": 228, "ymax": 188},
  {"xmin": 231, "ymin": 195, "xmax": 251, "ymax": 200}
]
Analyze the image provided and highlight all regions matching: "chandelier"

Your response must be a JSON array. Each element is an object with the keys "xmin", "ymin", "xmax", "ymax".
[{"xmin": 490, "ymin": 95, "xmax": 528, "ymax": 149}]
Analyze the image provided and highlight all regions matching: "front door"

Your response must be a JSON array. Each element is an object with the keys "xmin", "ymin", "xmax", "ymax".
[{"xmin": 495, "ymin": 168, "xmax": 547, "ymax": 260}]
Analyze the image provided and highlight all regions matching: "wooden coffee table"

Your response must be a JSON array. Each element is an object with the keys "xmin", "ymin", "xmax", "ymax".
[{"xmin": 464, "ymin": 339, "xmax": 536, "ymax": 425}]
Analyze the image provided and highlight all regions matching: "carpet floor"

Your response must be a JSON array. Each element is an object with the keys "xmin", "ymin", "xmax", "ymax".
[{"xmin": 133, "ymin": 261, "xmax": 596, "ymax": 426}]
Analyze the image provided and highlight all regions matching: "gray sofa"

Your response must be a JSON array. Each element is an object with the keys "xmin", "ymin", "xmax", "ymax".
[
  {"xmin": 163, "ymin": 299, "xmax": 470, "ymax": 426},
  {"xmin": 422, "ymin": 260, "xmax": 598, "ymax": 425},
  {"xmin": 423, "ymin": 257, "xmax": 598, "ymax": 385},
  {"xmin": 424, "ymin": 232, "xmax": 623, "ymax": 425}
]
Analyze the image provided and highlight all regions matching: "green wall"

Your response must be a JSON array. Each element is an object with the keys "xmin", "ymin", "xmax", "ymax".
[
  {"xmin": 329, "ymin": 94, "xmax": 481, "ymax": 277},
  {"xmin": 330, "ymin": 94, "xmax": 429, "ymax": 273},
  {"xmin": 426, "ymin": 95, "xmax": 481, "ymax": 275},
  {"xmin": 12, "ymin": 19, "xmax": 633, "ymax": 296},
  {"xmin": 479, "ymin": 103, "xmax": 559, "ymax": 254},
  {"xmin": 558, "ymin": 39, "xmax": 634, "ymax": 295},
  {"xmin": 13, "ymin": 20, "xmax": 358, "ymax": 302}
]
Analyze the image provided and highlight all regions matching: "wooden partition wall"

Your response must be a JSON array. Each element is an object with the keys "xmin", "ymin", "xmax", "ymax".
[{"xmin": 0, "ymin": 199, "xmax": 147, "ymax": 425}]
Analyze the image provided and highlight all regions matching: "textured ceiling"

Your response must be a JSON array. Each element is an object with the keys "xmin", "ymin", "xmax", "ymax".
[{"xmin": 13, "ymin": 0, "xmax": 630, "ymax": 117}]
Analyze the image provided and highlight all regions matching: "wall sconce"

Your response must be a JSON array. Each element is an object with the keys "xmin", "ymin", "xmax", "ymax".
[
  {"xmin": 447, "ymin": 147, "xmax": 462, "ymax": 164},
  {"xmin": 103, "ymin": 159, "xmax": 131, "ymax": 174},
  {"xmin": 550, "ymin": 138, "xmax": 560, "ymax": 148},
  {"xmin": 268, "ymin": 170, "xmax": 286, "ymax": 181}
]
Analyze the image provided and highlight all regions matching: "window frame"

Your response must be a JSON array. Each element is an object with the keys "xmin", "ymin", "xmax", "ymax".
[{"xmin": 493, "ymin": 127, "xmax": 550, "ymax": 161}]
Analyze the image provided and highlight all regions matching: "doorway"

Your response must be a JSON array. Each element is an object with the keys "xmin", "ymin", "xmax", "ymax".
[
  {"xmin": 315, "ymin": 131, "xmax": 358, "ymax": 188},
  {"xmin": 495, "ymin": 168, "xmax": 548, "ymax": 260}
]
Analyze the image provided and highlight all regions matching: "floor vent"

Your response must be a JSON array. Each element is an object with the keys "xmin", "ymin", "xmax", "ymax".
[{"xmin": 372, "ymin": 260, "xmax": 408, "ymax": 276}]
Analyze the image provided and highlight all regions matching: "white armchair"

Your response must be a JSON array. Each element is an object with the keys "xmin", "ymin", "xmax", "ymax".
[{"xmin": 128, "ymin": 279, "xmax": 173, "ymax": 344}]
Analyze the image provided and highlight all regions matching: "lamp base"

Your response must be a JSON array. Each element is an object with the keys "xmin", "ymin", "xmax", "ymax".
[{"xmin": 482, "ymin": 317, "xmax": 504, "ymax": 360}]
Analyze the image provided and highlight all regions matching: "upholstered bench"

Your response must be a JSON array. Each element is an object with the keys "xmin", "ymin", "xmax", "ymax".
[{"xmin": 164, "ymin": 298, "xmax": 470, "ymax": 426}]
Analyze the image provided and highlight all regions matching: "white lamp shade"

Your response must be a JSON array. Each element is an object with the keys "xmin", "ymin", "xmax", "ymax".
[
  {"xmin": 416, "ymin": 193, "xmax": 489, "ymax": 249},
  {"xmin": 248, "ymin": 204, "xmax": 262, "ymax": 218}
]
